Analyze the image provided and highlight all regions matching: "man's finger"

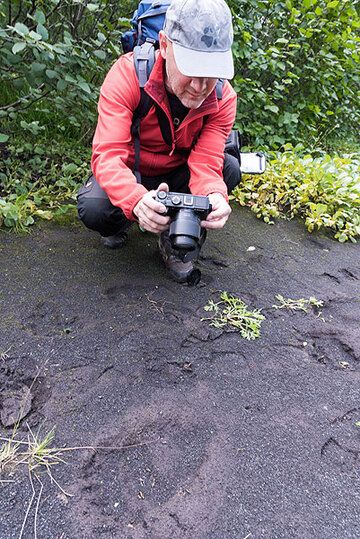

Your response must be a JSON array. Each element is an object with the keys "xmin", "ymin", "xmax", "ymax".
[
  {"xmin": 143, "ymin": 193, "xmax": 168, "ymax": 215},
  {"xmin": 139, "ymin": 206, "xmax": 169, "ymax": 227},
  {"xmin": 157, "ymin": 182, "xmax": 169, "ymax": 193},
  {"xmin": 201, "ymin": 218, "xmax": 228, "ymax": 229}
]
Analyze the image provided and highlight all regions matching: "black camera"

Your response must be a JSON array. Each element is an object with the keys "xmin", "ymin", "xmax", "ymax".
[{"xmin": 155, "ymin": 191, "xmax": 212, "ymax": 252}]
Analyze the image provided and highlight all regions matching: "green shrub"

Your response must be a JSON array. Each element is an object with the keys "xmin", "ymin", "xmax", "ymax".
[
  {"xmin": 0, "ymin": 1, "xmax": 358, "ymax": 147},
  {"xmin": 232, "ymin": 148, "xmax": 360, "ymax": 242},
  {"xmin": 0, "ymin": 140, "xmax": 90, "ymax": 231},
  {"xmin": 0, "ymin": 0, "xmax": 137, "ymax": 138},
  {"xmin": 0, "ymin": 1, "xmax": 359, "ymax": 237},
  {"xmin": 228, "ymin": 0, "xmax": 360, "ymax": 147}
]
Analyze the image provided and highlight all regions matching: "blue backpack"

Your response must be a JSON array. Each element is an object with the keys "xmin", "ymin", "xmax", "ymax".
[
  {"xmin": 121, "ymin": 0, "xmax": 224, "ymax": 183},
  {"xmin": 121, "ymin": 0, "xmax": 171, "ymax": 53}
]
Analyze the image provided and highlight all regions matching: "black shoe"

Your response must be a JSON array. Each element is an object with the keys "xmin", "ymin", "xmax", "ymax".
[{"xmin": 101, "ymin": 224, "xmax": 131, "ymax": 249}]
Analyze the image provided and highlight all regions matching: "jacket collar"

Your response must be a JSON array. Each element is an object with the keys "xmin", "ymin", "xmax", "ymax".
[{"xmin": 144, "ymin": 53, "xmax": 219, "ymax": 119}]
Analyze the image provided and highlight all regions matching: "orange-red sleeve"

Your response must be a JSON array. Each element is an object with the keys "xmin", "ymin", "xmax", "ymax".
[{"xmin": 91, "ymin": 54, "xmax": 147, "ymax": 220}]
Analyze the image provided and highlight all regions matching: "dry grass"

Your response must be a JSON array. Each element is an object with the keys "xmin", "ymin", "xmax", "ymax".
[{"xmin": 0, "ymin": 422, "xmax": 157, "ymax": 538}]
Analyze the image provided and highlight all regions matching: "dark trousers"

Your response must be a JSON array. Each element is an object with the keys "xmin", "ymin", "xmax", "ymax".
[{"xmin": 77, "ymin": 153, "xmax": 241, "ymax": 237}]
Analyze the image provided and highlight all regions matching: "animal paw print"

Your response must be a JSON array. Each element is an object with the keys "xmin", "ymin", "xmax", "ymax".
[{"xmin": 201, "ymin": 27, "xmax": 218, "ymax": 48}]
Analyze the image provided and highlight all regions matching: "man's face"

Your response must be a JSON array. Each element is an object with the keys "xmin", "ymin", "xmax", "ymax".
[{"xmin": 159, "ymin": 31, "xmax": 217, "ymax": 109}]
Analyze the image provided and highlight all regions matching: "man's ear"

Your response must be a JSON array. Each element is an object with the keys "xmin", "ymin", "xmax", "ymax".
[{"xmin": 158, "ymin": 31, "xmax": 168, "ymax": 60}]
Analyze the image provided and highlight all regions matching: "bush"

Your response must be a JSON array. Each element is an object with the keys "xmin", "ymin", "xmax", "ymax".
[
  {"xmin": 0, "ymin": 1, "xmax": 359, "ymax": 239},
  {"xmin": 0, "ymin": 0, "xmax": 137, "ymax": 138},
  {"xmin": 0, "ymin": 140, "xmax": 90, "ymax": 231},
  {"xmin": 232, "ymin": 148, "xmax": 360, "ymax": 242},
  {"xmin": 228, "ymin": 0, "xmax": 360, "ymax": 147},
  {"xmin": 0, "ymin": 1, "xmax": 358, "ymax": 147}
]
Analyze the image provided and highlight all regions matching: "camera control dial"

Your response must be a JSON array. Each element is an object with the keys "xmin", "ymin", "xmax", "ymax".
[{"xmin": 171, "ymin": 195, "xmax": 181, "ymax": 205}]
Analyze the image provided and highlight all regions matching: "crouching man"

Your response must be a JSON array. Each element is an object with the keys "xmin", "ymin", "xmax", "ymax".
[{"xmin": 77, "ymin": 0, "xmax": 240, "ymax": 283}]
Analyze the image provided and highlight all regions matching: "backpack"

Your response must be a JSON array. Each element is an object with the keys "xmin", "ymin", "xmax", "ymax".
[
  {"xmin": 121, "ymin": 0, "xmax": 171, "ymax": 53},
  {"xmin": 121, "ymin": 0, "xmax": 225, "ymax": 183}
]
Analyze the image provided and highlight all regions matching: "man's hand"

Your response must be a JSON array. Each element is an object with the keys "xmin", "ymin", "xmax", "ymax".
[
  {"xmin": 133, "ymin": 182, "xmax": 171, "ymax": 233},
  {"xmin": 201, "ymin": 193, "xmax": 231, "ymax": 230}
]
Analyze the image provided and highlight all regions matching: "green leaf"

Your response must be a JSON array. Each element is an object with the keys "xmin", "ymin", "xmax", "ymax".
[
  {"xmin": 34, "ymin": 9, "xmax": 46, "ymax": 25},
  {"xmin": 46, "ymin": 69, "xmax": 58, "ymax": 79},
  {"xmin": 31, "ymin": 62, "xmax": 46, "ymax": 73},
  {"xmin": 65, "ymin": 74, "xmax": 77, "ymax": 83},
  {"xmin": 12, "ymin": 79, "xmax": 25, "ymax": 89},
  {"xmin": 337, "ymin": 233, "xmax": 347, "ymax": 243},
  {"xmin": 327, "ymin": 0, "xmax": 339, "ymax": 7},
  {"xmin": 62, "ymin": 163, "xmax": 78, "ymax": 174},
  {"xmin": 78, "ymin": 81, "xmax": 91, "ymax": 94},
  {"xmin": 36, "ymin": 24, "xmax": 49, "ymax": 41},
  {"xmin": 94, "ymin": 49, "xmax": 106, "ymax": 60},
  {"xmin": 302, "ymin": 0, "xmax": 313, "ymax": 8},
  {"xmin": 14, "ymin": 23, "xmax": 29, "ymax": 36},
  {"xmin": 265, "ymin": 105, "xmax": 280, "ymax": 113},
  {"xmin": 87, "ymin": 3, "xmax": 99, "ymax": 11},
  {"xmin": 0, "ymin": 134, "xmax": 9, "ymax": 143},
  {"xmin": 57, "ymin": 79, "xmax": 67, "ymax": 91},
  {"xmin": 29, "ymin": 31, "xmax": 42, "ymax": 41},
  {"xmin": 12, "ymin": 42, "xmax": 26, "ymax": 55}
]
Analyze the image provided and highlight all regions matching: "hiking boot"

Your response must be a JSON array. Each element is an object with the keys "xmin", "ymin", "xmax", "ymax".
[
  {"xmin": 158, "ymin": 231, "xmax": 194, "ymax": 283},
  {"xmin": 101, "ymin": 223, "xmax": 131, "ymax": 249}
]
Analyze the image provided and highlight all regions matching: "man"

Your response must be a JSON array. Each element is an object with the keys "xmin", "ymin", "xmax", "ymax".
[{"xmin": 77, "ymin": 0, "xmax": 240, "ymax": 282}]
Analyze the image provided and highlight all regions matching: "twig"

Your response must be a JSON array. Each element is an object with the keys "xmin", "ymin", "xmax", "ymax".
[
  {"xmin": 34, "ymin": 475, "xmax": 43, "ymax": 539},
  {"xmin": 0, "ymin": 84, "xmax": 46, "ymax": 111},
  {"xmin": 0, "ymin": 346, "xmax": 12, "ymax": 361},
  {"xmin": 145, "ymin": 292, "xmax": 165, "ymax": 315},
  {"xmin": 0, "ymin": 436, "xmax": 158, "ymax": 453},
  {"xmin": 29, "ymin": 0, "xmax": 37, "ymax": 17},
  {"xmin": 18, "ymin": 468, "xmax": 36, "ymax": 539}
]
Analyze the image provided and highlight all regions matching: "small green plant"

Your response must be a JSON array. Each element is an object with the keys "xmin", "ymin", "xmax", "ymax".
[
  {"xmin": 202, "ymin": 291, "xmax": 265, "ymax": 340},
  {"xmin": 273, "ymin": 295, "xmax": 324, "ymax": 312}
]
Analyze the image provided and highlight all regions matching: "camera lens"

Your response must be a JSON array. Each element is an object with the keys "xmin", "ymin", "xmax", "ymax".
[{"xmin": 169, "ymin": 209, "xmax": 201, "ymax": 251}]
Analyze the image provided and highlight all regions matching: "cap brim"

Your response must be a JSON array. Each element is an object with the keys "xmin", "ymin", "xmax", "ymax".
[{"xmin": 172, "ymin": 42, "xmax": 234, "ymax": 80}]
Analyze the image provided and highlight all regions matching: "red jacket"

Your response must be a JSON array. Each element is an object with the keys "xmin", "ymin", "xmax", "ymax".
[{"xmin": 91, "ymin": 52, "xmax": 237, "ymax": 221}]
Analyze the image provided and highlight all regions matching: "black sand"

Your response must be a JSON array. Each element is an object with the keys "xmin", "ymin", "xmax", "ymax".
[{"xmin": 0, "ymin": 207, "xmax": 359, "ymax": 539}]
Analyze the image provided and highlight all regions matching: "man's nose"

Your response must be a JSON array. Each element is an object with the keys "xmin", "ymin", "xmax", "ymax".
[{"xmin": 189, "ymin": 78, "xmax": 208, "ymax": 93}]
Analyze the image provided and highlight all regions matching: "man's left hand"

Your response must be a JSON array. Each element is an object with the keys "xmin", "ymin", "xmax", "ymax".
[{"xmin": 201, "ymin": 193, "xmax": 231, "ymax": 230}]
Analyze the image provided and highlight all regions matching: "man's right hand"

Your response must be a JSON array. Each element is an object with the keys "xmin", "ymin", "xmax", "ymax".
[{"xmin": 133, "ymin": 182, "xmax": 171, "ymax": 234}]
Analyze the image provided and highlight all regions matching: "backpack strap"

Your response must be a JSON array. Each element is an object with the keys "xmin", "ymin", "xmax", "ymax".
[
  {"xmin": 132, "ymin": 41, "xmax": 156, "ymax": 183},
  {"xmin": 216, "ymin": 79, "xmax": 224, "ymax": 99}
]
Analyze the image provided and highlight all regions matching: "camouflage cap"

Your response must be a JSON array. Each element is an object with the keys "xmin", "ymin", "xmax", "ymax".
[{"xmin": 163, "ymin": 0, "xmax": 234, "ymax": 79}]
